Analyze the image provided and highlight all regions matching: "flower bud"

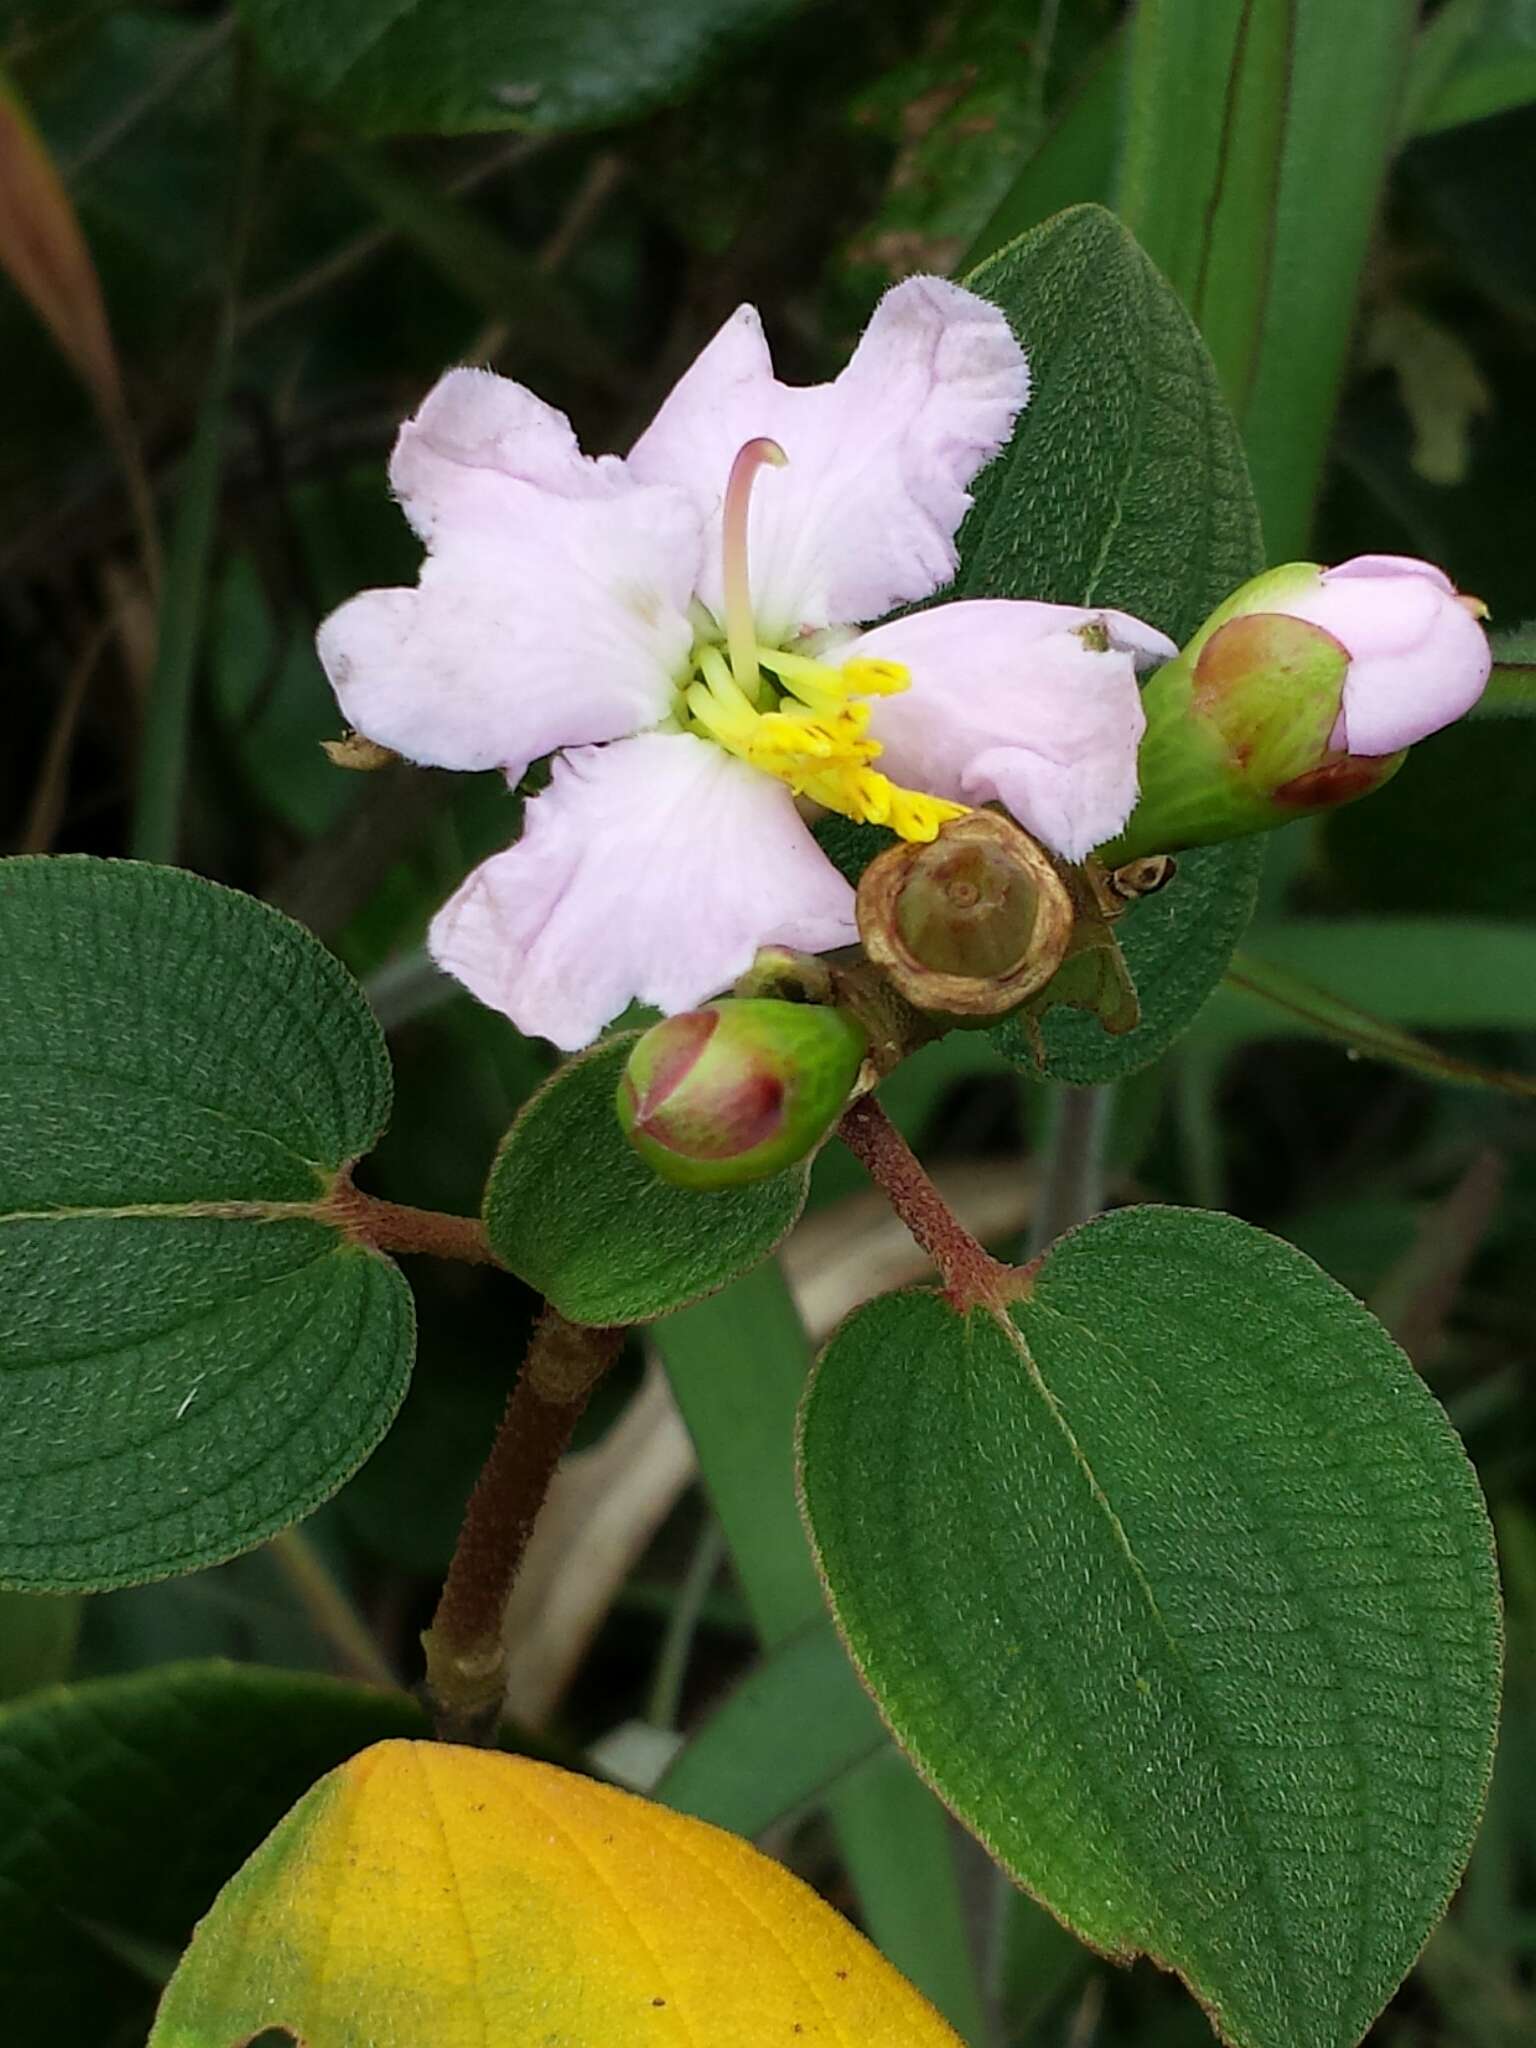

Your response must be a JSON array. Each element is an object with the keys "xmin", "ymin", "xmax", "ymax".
[
  {"xmin": 856, "ymin": 810, "xmax": 1074, "ymax": 1021},
  {"xmin": 617, "ymin": 998, "xmax": 868, "ymax": 1190},
  {"xmin": 1103, "ymin": 554, "xmax": 1491, "ymax": 863}
]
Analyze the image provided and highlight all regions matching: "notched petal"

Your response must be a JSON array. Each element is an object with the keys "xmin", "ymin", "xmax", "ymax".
[
  {"xmin": 316, "ymin": 481, "xmax": 702, "ymax": 780},
  {"xmin": 390, "ymin": 365, "xmax": 631, "ymax": 545}
]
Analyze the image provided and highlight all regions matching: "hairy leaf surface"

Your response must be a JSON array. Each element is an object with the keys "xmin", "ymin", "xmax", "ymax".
[
  {"xmin": 484, "ymin": 1034, "xmax": 808, "ymax": 1324},
  {"xmin": 800, "ymin": 1206, "xmax": 1501, "ymax": 2048},
  {"xmin": 0, "ymin": 858, "xmax": 412, "ymax": 1588}
]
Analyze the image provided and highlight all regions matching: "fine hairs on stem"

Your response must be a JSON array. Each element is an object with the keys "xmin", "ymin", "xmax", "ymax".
[
  {"xmin": 835, "ymin": 1093, "xmax": 1032, "ymax": 1312},
  {"xmin": 422, "ymin": 1307, "xmax": 626, "ymax": 1743}
]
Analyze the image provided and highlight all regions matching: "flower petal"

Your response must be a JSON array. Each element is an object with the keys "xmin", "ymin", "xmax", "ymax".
[
  {"xmin": 1285, "ymin": 556, "xmax": 1491, "ymax": 755},
  {"xmin": 626, "ymin": 278, "xmax": 1029, "ymax": 641},
  {"xmin": 1321, "ymin": 553, "xmax": 1455, "ymax": 593},
  {"xmin": 428, "ymin": 734, "xmax": 858, "ymax": 1049},
  {"xmin": 389, "ymin": 366, "xmax": 632, "ymax": 542},
  {"xmin": 847, "ymin": 599, "xmax": 1169, "ymax": 861},
  {"xmin": 317, "ymin": 379, "xmax": 703, "ymax": 779}
]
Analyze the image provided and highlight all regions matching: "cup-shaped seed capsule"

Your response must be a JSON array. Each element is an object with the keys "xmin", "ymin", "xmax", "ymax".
[{"xmin": 856, "ymin": 810, "xmax": 1074, "ymax": 1020}]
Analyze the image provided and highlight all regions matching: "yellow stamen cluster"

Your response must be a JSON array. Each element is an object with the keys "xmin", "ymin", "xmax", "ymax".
[{"xmin": 683, "ymin": 643, "xmax": 968, "ymax": 844}]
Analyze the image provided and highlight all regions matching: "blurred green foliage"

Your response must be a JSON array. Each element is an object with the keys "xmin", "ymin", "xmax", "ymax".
[{"xmin": 2, "ymin": 3, "xmax": 1533, "ymax": 2045}]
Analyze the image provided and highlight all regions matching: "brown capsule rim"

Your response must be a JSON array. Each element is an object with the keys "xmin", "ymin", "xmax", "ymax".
[{"xmin": 855, "ymin": 810, "xmax": 1075, "ymax": 1019}]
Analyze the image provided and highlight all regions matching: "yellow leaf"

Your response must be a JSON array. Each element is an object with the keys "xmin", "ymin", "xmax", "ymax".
[{"xmin": 150, "ymin": 1740, "xmax": 964, "ymax": 2047}]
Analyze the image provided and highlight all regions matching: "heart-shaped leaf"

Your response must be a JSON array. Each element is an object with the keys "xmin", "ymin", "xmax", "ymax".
[
  {"xmin": 150, "ymin": 1739, "xmax": 963, "ymax": 2046},
  {"xmin": 483, "ymin": 1034, "xmax": 808, "ymax": 1325},
  {"xmin": 799, "ymin": 1205, "xmax": 1501, "ymax": 2048},
  {"xmin": 0, "ymin": 857, "xmax": 413, "ymax": 1589}
]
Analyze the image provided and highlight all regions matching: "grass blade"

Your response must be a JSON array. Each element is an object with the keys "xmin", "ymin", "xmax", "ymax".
[
  {"xmin": 656, "ymin": 1615, "xmax": 889, "ymax": 1836},
  {"xmin": 1116, "ymin": 0, "xmax": 1419, "ymax": 554},
  {"xmin": 129, "ymin": 358, "xmax": 229, "ymax": 864},
  {"xmin": 656, "ymin": 1265, "xmax": 990, "ymax": 2041}
]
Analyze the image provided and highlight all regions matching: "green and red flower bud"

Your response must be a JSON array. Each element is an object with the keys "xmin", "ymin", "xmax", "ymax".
[
  {"xmin": 1102, "ymin": 555, "xmax": 1491, "ymax": 864},
  {"xmin": 617, "ymin": 998, "xmax": 868, "ymax": 1190}
]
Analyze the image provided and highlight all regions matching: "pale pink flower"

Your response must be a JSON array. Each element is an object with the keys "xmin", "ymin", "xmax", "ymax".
[
  {"xmin": 318, "ymin": 279, "xmax": 1171, "ymax": 1049},
  {"xmin": 1269, "ymin": 554, "xmax": 1491, "ymax": 756}
]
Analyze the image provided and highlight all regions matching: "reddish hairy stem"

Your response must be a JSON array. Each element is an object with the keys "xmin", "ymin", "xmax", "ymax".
[
  {"xmin": 836, "ymin": 1093, "xmax": 1029, "ymax": 1311},
  {"xmin": 327, "ymin": 1180, "xmax": 498, "ymax": 1266},
  {"xmin": 422, "ymin": 1308, "xmax": 625, "ymax": 1742}
]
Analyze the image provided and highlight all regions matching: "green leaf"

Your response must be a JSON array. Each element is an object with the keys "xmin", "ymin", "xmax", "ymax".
[
  {"xmin": 1117, "ymin": 0, "xmax": 1291, "ymax": 414},
  {"xmin": 1235, "ymin": 5, "xmax": 1416, "ymax": 555},
  {"xmin": 483, "ymin": 1035, "xmax": 808, "ymax": 1325},
  {"xmin": 0, "ymin": 1660, "xmax": 425, "ymax": 2048},
  {"xmin": 1221, "ymin": 917, "xmax": 1536, "ymax": 1033},
  {"xmin": 1482, "ymin": 672, "xmax": 1536, "ymax": 716},
  {"xmin": 1214, "ymin": 951, "xmax": 1536, "ymax": 1099},
  {"xmin": 0, "ymin": 857, "xmax": 414, "ymax": 1590},
  {"xmin": 130, "ymin": 350, "xmax": 228, "ymax": 865},
  {"xmin": 656, "ymin": 1263, "xmax": 989, "ymax": 2042},
  {"xmin": 1232, "ymin": 0, "xmax": 1418, "ymax": 555},
  {"xmin": 995, "ymin": 838, "xmax": 1267, "ymax": 1086},
  {"xmin": 960, "ymin": 205, "xmax": 1263, "ymax": 645},
  {"xmin": 954, "ymin": 205, "xmax": 1266, "ymax": 1081},
  {"xmin": 0, "ymin": 1591, "xmax": 80, "ymax": 1702},
  {"xmin": 800, "ymin": 1206, "xmax": 1501, "ymax": 2048},
  {"xmin": 1116, "ymin": 1, "xmax": 1423, "ymax": 553},
  {"xmin": 656, "ymin": 1614, "xmax": 889, "ymax": 1837},
  {"xmin": 656, "ymin": 1264, "xmax": 823, "ymax": 1644},
  {"xmin": 1408, "ymin": 0, "xmax": 1536, "ymax": 136},
  {"xmin": 1476, "ymin": 622, "xmax": 1536, "ymax": 717},
  {"xmin": 236, "ymin": 0, "xmax": 802, "ymax": 138}
]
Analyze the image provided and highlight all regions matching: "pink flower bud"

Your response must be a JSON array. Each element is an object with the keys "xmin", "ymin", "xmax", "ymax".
[
  {"xmin": 1104, "ymin": 555, "xmax": 1491, "ymax": 863},
  {"xmin": 617, "ymin": 999, "xmax": 868, "ymax": 1190},
  {"xmin": 1272, "ymin": 555, "xmax": 1491, "ymax": 758}
]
